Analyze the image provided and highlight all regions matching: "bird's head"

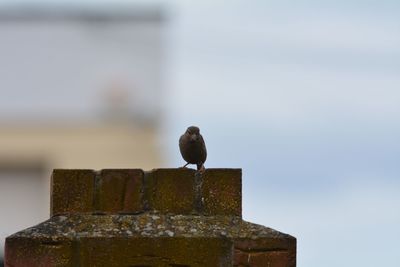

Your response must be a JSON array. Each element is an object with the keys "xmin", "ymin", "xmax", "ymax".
[{"xmin": 186, "ymin": 126, "xmax": 200, "ymax": 142}]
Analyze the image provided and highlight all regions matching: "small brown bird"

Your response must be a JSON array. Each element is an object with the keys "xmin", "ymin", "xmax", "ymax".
[{"xmin": 179, "ymin": 126, "xmax": 207, "ymax": 171}]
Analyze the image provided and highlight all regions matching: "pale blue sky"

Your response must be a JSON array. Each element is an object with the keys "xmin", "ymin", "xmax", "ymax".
[
  {"xmin": 1, "ymin": 1, "xmax": 400, "ymax": 266},
  {"xmin": 165, "ymin": 2, "xmax": 400, "ymax": 267}
]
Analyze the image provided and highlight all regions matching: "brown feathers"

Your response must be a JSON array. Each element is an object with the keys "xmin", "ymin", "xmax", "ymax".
[{"xmin": 179, "ymin": 126, "xmax": 207, "ymax": 171}]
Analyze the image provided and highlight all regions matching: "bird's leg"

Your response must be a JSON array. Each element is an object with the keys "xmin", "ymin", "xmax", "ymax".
[
  {"xmin": 181, "ymin": 162, "xmax": 190, "ymax": 168},
  {"xmin": 197, "ymin": 163, "xmax": 205, "ymax": 174}
]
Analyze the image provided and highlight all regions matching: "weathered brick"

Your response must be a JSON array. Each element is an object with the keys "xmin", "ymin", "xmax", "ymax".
[
  {"xmin": 51, "ymin": 169, "xmax": 95, "ymax": 216},
  {"xmin": 7, "ymin": 168, "xmax": 296, "ymax": 266},
  {"xmin": 79, "ymin": 237, "xmax": 233, "ymax": 267},
  {"xmin": 97, "ymin": 169, "xmax": 144, "ymax": 213},
  {"xmin": 202, "ymin": 168, "xmax": 242, "ymax": 216},
  {"xmin": 234, "ymin": 237, "xmax": 297, "ymax": 267},
  {"xmin": 249, "ymin": 251, "xmax": 289, "ymax": 267},
  {"xmin": 234, "ymin": 237, "xmax": 293, "ymax": 252},
  {"xmin": 234, "ymin": 250, "xmax": 290, "ymax": 267},
  {"xmin": 145, "ymin": 168, "xmax": 196, "ymax": 214},
  {"xmin": 234, "ymin": 249, "xmax": 249, "ymax": 266},
  {"xmin": 5, "ymin": 237, "xmax": 77, "ymax": 267}
]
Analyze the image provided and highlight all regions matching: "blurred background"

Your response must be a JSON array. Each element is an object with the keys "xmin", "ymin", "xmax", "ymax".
[{"xmin": 0, "ymin": 1, "xmax": 399, "ymax": 266}]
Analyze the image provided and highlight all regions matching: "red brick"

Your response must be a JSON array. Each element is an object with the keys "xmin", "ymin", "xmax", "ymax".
[
  {"xmin": 97, "ymin": 169, "xmax": 144, "ymax": 213},
  {"xmin": 234, "ymin": 249, "xmax": 249, "ymax": 266},
  {"xmin": 234, "ymin": 237, "xmax": 296, "ymax": 267},
  {"xmin": 235, "ymin": 238, "xmax": 292, "ymax": 252},
  {"xmin": 249, "ymin": 251, "xmax": 289, "ymax": 267}
]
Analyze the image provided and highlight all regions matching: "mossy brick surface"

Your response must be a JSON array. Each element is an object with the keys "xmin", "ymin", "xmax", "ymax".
[
  {"xmin": 5, "ymin": 237, "xmax": 77, "ymax": 267},
  {"xmin": 51, "ymin": 169, "xmax": 95, "ymax": 216},
  {"xmin": 97, "ymin": 169, "xmax": 144, "ymax": 213},
  {"xmin": 145, "ymin": 168, "xmax": 196, "ymax": 214},
  {"xmin": 8, "ymin": 168, "xmax": 296, "ymax": 266},
  {"xmin": 79, "ymin": 237, "xmax": 233, "ymax": 266},
  {"xmin": 202, "ymin": 168, "xmax": 242, "ymax": 216},
  {"xmin": 5, "ymin": 213, "xmax": 296, "ymax": 267}
]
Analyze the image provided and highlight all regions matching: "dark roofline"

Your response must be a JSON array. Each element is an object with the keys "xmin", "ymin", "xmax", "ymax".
[{"xmin": 0, "ymin": 4, "xmax": 166, "ymax": 23}]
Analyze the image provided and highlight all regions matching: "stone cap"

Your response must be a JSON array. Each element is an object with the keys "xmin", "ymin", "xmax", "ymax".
[
  {"xmin": 8, "ymin": 213, "xmax": 294, "ymax": 246},
  {"xmin": 6, "ymin": 214, "xmax": 296, "ymax": 267},
  {"xmin": 51, "ymin": 168, "xmax": 242, "ymax": 217}
]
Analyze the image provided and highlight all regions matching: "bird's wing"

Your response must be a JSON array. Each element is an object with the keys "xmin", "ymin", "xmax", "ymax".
[
  {"xmin": 200, "ymin": 135, "xmax": 207, "ymax": 163},
  {"xmin": 179, "ymin": 134, "xmax": 184, "ymax": 150}
]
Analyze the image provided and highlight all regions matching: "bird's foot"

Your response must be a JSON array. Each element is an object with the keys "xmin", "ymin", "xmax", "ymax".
[{"xmin": 197, "ymin": 164, "xmax": 206, "ymax": 174}]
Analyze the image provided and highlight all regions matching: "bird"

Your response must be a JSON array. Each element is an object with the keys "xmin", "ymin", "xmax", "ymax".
[{"xmin": 179, "ymin": 126, "xmax": 207, "ymax": 171}]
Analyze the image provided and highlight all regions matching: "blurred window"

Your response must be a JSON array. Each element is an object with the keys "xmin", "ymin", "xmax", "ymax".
[{"xmin": 0, "ymin": 162, "xmax": 48, "ymax": 259}]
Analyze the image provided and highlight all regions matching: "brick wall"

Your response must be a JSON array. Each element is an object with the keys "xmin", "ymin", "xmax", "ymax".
[{"xmin": 5, "ymin": 168, "xmax": 296, "ymax": 267}]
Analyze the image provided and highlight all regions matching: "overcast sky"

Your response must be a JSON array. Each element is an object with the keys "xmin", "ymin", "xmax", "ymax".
[
  {"xmin": 163, "ymin": 4, "xmax": 400, "ymax": 266},
  {"xmin": 1, "ymin": 1, "xmax": 400, "ymax": 266},
  {"xmin": 166, "ymin": 3, "xmax": 400, "ymax": 267}
]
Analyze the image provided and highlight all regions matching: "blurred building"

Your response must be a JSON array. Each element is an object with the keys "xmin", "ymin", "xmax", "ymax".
[{"xmin": 0, "ymin": 4, "xmax": 166, "ymax": 260}]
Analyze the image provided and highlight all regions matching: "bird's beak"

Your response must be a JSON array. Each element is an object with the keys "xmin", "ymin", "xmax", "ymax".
[{"xmin": 190, "ymin": 134, "xmax": 197, "ymax": 142}]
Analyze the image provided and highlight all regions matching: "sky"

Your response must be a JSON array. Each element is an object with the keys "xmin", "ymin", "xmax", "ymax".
[
  {"xmin": 164, "ymin": 2, "xmax": 400, "ymax": 267},
  {"xmin": 1, "ymin": 1, "xmax": 400, "ymax": 266}
]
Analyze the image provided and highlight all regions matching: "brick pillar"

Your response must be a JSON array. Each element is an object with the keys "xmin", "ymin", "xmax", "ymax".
[{"xmin": 5, "ymin": 168, "xmax": 296, "ymax": 267}]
